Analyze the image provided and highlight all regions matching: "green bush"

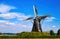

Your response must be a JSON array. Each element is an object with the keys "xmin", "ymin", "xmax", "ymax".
[
  {"xmin": 57, "ymin": 29, "xmax": 60, "ymax": 36},
  {"xmin": 50, "ymin": 30, "xmax": 55, "ymax": 36}
]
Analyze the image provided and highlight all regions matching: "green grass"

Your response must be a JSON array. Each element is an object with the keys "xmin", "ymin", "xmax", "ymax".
[
  {"xmin": 0, "ymin": 36, "xmax": 60, "ymax": 38},
  {"xmin": 0, "ymin": 32, "xmax": 60, "ymax": 39},
  {"xmin": 0, "ymin": 32, "xmax": 60, "ymax": 38},
  {"xmin": 14, "ymin": 32, "xmax": 60, "ymax": 38},
  {"xmin": 16, "ymin": 32, "xmax": 50, "ymax": 37}
]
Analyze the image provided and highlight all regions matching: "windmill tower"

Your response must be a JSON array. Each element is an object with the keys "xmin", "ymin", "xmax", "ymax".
[{"xmin": 25, "ymin": 5, "xmax": 50, "ymax": 32}]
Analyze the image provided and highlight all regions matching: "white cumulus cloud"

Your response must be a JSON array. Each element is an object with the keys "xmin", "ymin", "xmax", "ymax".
[
  {"xmin": 0, "ymin": 4, "xmax": 16, "ymax": 13},
  {"xmin": 0, "ymin": 3, "xmax": 31, "ymax": 20},
  {"xmin": 0, "ymin": 12, "xmax": 31, "ymax": 20},
  {"xmin": 0, "ymin": 3, "xmax": 32, "ymax": 33},
  {"xmin": 52, "ymin": 25, "xmax": 56, "ymax": 28},
  {"xmin": 45, "ymin": 17, "xmax": 56, "ymax": 22},
  {"xmin": 0, "ymin": 20, "xmax": 32, "ymax": 33}
]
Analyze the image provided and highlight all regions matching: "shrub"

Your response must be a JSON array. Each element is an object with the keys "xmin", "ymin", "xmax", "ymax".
[
  {"xmin": 57, "ymin": 29, "xmax": 60, "ymax": 35},
  {"xmin": 50, "ymin": 30, "xmax": 55, "ymax": 35}
]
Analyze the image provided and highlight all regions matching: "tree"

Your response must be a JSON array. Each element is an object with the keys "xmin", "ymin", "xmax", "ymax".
[
  {"xmin": 57, "ymin": 29, "xmax": 60, "ymax": 35},
  {"xmin": 50, "ymin": 30, "xmax": 55, "ymax": 35}
]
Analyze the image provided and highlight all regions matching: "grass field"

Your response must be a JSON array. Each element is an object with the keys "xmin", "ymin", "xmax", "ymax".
[
  {"xmin": 0, "ymin": 32, "xmax": 60, "ymax": 39},
  {"xmin": 16, "ymin": 32, "xmax": 50, "ymax": 37},
  {"xmin": 0, "ymin": 38, "xmax": 60, "ymax": 39}
]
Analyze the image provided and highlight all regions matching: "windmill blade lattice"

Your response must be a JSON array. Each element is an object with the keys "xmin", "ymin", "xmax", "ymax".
[{"xmin": 33, "ymin": 5, "xmax": 38, "ymax": 17}]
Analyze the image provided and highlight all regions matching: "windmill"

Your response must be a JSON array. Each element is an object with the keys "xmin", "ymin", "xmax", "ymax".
[{"xmin": 25, "ymin": 5, "xmax": 50, "ymax": 32}]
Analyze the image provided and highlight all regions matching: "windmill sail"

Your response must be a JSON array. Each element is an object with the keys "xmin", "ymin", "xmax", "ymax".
[
  {"xmin": 38, "ymin": 14, "xmax": 50, "ymax": 20},
  {"xmin": 33, "ymin": 5, "xmax": 38, "ymax": 17},
  {"xmin": 24, "ymin": 17, "xmax": 34, "ymax": 21}
]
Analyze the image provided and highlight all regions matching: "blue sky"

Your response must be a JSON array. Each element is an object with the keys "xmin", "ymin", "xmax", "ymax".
[{"xmin": 0, "ymin": 0, "xmax": 60, "ymax": 33}]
